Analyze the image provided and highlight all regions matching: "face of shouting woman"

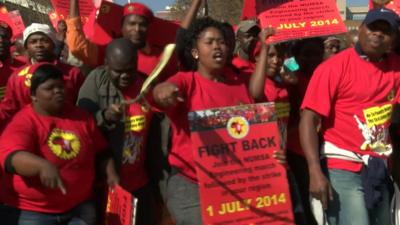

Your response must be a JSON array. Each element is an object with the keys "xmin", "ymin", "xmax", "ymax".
[{"xmin": 192, "ymin": 27, "xmax": 228, "ymax": 75}]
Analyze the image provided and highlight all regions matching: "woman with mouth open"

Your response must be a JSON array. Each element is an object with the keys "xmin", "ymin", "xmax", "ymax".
[
  {"xmin": 0, "ymin": 63, "xmax": 118, "ymax": 225},
  {"xmin": 152, "ymin": 17, "xmax": 284, "ymax": 225}
]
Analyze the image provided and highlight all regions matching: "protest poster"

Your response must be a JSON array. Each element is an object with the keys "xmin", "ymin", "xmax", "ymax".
[
  {"xmin": 7, "ymin": 10, "xmax": 24, "ymax": 38},
  {"xmin": 251, "ymin": 0, "xmax": 347, "ymax": 43},
  {"xmin": 106, "ymin": 185, "xmax": 138, "ymax": 225},
  {"xmin": 189, "ymin": 103, "xmax": 295, "ymax": 225},
  {"xmin": 50, "ymin": 0, "xmax": 95, "ymax": 24},
  {"xmin": 92, "ymin": 1, "xmax": 123, "ymax": 45}
]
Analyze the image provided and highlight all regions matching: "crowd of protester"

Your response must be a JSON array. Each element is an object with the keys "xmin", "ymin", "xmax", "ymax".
[{"xmin": 0, "ymin": 0, "xmax": 399, "ymax": 225}]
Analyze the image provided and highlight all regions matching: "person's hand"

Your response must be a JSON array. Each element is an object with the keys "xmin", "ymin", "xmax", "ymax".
[
  {"xmin": 39, "ymin": 161, "xmax": 66, "ymax": 194},
  {"xmin": 309, "ymin": 169, "xmax": 333, "ymax": 209},
  {"xmin": 273, "ymin": 150, "xmax": 287, "ymax": 165},
  {"xmin": 153, "ymin": 83, "xmax": 184, "ymax": 108},
  {"xmin": 259, "ymin": 26, "xmax": 276, "ymax": 42},
  {"xmin": 104, "ymin": 104, "xmax": 123, "ymax": 123}
]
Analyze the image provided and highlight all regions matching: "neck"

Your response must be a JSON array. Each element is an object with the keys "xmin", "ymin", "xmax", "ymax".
[
  {"xmin": 33, "ymin": 103, "xmax": 62, "ymax": 117},
  {"xmin": 197, "ymin": 65, "xmax": 224, "ymax": 82}
]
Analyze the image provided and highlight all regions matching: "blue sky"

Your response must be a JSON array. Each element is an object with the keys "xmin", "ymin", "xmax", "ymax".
[{"xmin": 114, "ymin": 0, "xmax": 369, "ymax": 11}]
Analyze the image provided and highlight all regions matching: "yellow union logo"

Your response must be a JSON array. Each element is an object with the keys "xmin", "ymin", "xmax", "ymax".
[
  {"xmin": 48, "ymin": 128, "xmax": 81, "ymax": 160},
  {"xmin": 227, "ymin": 116, "xmax": 249, "ymax": 139}
]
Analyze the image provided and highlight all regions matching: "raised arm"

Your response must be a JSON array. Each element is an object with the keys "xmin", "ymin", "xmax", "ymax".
[
  {"xmin": 249, "ymin": 27, "xmax": 275, "ymax": 101},
  {"xmin": 66, "ymin": 0, "xmax": 99, "ymax": 67},
  {"xmin": 180, "ymin": 0, "xmax": 202, "ymax": 29}
]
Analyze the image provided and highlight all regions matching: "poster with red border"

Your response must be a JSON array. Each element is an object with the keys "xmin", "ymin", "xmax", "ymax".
[
  {"xmin": 189, "ymin": 103, "xmax": 295, "ymax": 225},
  {"xmin": 105, "ymin": 185, "xmax": 137, "ymax": 225},
  {"xmin": 50, "ymin": 0, "xmax": 95, "ymax": 25},
  {"xmin": 256, "ymin": 0, "xmax": 347, "ymax": 43}
]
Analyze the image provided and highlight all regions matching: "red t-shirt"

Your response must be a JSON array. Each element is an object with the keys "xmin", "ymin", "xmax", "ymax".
[
  {"xmin": 0, "ymin": 61, "xmax": 85, "ymax": 131},
  {"xmin": 0, "ymin": 104, "xmax": 107, "ymax": 213},
  {"xmin": 264, "ymin": 77, "xmax": 290, "ymax": 121},
  {"xmin": 232, "ymin": 56, "xmax": 255, "ymax": 82},
  {"xmin": 165, "ymin": 69, "xmax": 253, "ymax": 181},
  {"xmin": 301, "ymin": 48, "xmax": 400, "ymax": 172},
  {"xmin": 0, "ymin": 58, "xmax": 25, "ymax": 100},
  {"xmin": 119, "ymin": 77, "xmax": 153, "ymax": 192}
]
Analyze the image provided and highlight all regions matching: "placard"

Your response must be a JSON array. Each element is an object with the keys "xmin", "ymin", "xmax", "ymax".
[{"xmin": 189, "ymin": 103, "xmax": 295, "ymax": 225}]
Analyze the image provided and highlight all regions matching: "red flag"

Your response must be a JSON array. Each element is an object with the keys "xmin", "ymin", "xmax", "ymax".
[
  {"xmin": 147, "ymin": 18, "xmax": 179, "ymax": 48},
  {"xmin": 92, "ymin": 1, "xmax": 123, "ymax": 45},
  {"xmin": 385, "ymin": 0, "xmax": 400, "ymax": 15},
  {"xmin": 241, "ymin": 0, "xmax": 258, "ymax": 20}
]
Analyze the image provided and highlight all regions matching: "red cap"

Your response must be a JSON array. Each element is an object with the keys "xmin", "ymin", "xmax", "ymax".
[{"xmin": 123, "ymin": 2, "xmax": 154, "ymax": 22}]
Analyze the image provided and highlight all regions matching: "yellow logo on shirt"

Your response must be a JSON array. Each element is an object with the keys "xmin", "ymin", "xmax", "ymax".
[
  {"xmin": 48, "ymin": 128, "xmax": 81, "ymax": 160},
  {"xmin": 276, "ymin": 102, "xmax": 290, "ymax": 119},
  {"xmin": 125, "ymin": 115, "xmax": 145, "ymax": 132},
  {"xmin": 363, "ymin": 104, "xmax": 392, "ymax": 128},
  {"xmin": 17, "ymin": 66, "xmax": 32, "ymax": 87}
]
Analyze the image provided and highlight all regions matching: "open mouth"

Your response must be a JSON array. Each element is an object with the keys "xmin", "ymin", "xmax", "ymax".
[{"xmin": 213, "ymin": 52, "xmax": 224, "ymax": 62}]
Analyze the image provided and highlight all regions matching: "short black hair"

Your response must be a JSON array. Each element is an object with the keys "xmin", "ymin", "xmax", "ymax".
[
  {"xmin": 30, "ymin": 64, "xmax": 63, "ymax": 96},
  {"xmin": 176, "ymin": 17, "xmax": 228, "ymax": 71}
]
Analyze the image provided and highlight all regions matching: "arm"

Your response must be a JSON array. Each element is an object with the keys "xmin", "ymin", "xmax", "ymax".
[
  {"xmin": 249, "ymin": 28, "xmax": 275, "ymax": 101},
  {"xmin": 66, "ymin": 0, "xmax": 99, "ymax": 67},
  {"xmin": 180, "ymin": 0, "xmax": 202, "ymax": 29},
  {"xmin": 299, "ymin": 109, "xmax": 332, "ymax": 208},
  {"xmin": 9, "ymin": 151, "xmax": 66, "ymax": 194}
]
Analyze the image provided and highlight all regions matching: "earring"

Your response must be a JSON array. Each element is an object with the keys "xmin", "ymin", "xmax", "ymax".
[{"xmin": 194, "ymin": 55, "xmax": 199, "ymax": 59}]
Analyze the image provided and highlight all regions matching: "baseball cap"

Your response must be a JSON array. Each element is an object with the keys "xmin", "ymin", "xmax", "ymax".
[
  {"xmin": 23, "ymin": 23, "xmax": 57, "ymax": 47},
  {"xmin": 237, "ymin": 20, "xmax": 260, "ymax": 34},
  {"xmin": 363, "ymin": 7, "xmax": 399, "ymax": 32}
]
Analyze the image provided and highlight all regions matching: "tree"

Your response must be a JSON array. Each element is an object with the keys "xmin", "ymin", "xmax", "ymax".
[{"xmin": 170, "ymin": 0, "xmax": 244, "ymax": 25}]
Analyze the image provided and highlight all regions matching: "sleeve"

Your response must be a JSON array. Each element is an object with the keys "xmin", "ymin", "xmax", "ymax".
[
  {"xmin": 66, "ymin": 17, "xmax": 99, "ymax": 67},
  {"xmin": 0, "ymin": 113, "xmax": 36, "ymax": 168},
  {"xmin": 300, "ymin": 63, "xmax": 341, "ymax": 117},
  {"xmin": 76, "ymin": 70, "xmax": 109, "ymax": 130}
]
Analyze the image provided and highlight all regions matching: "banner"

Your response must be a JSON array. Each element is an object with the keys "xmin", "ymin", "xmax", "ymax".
[
  {"xmin": 0, "ymin": 7, "xmax": 25, "ymax": 40},
  {"xmin": 256, "ymin": 0, "xmax": 347, "ymax": 43},
  {"xmin": 106, "ymin": 185, "xmax": 137, "ymax": 225},
  {"xmin": 50, "ymin": 0, "xmax": 95, "ymax": 23},
  {"xmin": 92, "ymin": 1, "xmax": 123, "ymax": 45},
  {"xmin": 189, "ymin": 103, "xmax": 295, "ymax": 225}
]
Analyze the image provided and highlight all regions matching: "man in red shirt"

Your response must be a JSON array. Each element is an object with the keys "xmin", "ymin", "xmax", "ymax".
[
  {"xmin": 232, "ymin": 20, "xmax": 260, "ymax": 75},
  {"xmin": 300, "ymin": 8, "xmax": 400, "ymax": 225},
  {"xmin": 0, "ymin": 23, "xmax": 85, "ymax": 131},
  {"xmin": 66, "ymin": 0, "xmax": 177, "ymax": 80},
  {"xmin": 0, "ymin": 21, "xmax": 24, "ymax": 99}
]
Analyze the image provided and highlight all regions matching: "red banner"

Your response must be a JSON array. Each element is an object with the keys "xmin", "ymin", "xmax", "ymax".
[
  {"xmin": 256, "ymin": 0, "xmax": 347, "ymax": 43},
  {"xmin": 105, "ymin": 185, "xmax": 137, "ymax": 225},
  {"xmin": 384, "ymin": 1, "xmax": 400, "ymax": 14},
  {"xmin": 92, "ymin": 1, "xmax": 123, "ymax": 45},
  {"xmin": 50, "ymin": 0, "xmax": 95, "ymax": 23},
  {"xmin": 7, "ymin": 10, "xmax": 24, "ymax": 38},
  {"xmin": 189, "ymin": 103, "xmax": 295, "ymax": 225}
]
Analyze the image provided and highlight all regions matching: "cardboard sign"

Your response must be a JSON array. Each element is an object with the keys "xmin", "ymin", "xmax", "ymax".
[
  {"xmin": 255, "ymin": 0, "xmax": 347, "ymax": 43},
  {"xmin": 189, "ymin": 103, "xmax": 295, "ymax": 225},
  {"xmin": 106, "ymin": 185, "xmax": 137, "ymax": 225},
  {"xmin": 7, "ymin": 10, "xmax": 24, "ymax": 38},
  {"xmin": 50, "ymin": 0, "xmax": 95, "ymax": 25}
]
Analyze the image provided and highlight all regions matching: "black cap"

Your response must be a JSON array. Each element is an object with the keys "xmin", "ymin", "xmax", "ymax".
[{"xmin": 364, "ymin": 8, "xmax": 399, "ymax": 32}]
